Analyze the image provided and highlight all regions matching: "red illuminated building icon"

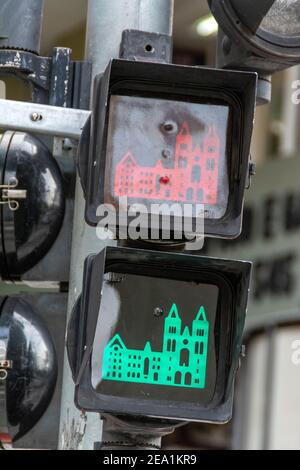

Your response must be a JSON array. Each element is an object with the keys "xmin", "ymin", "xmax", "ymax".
[{"xmin": 114, "ymin": 122, "xmax": 220, "ymax": 204}]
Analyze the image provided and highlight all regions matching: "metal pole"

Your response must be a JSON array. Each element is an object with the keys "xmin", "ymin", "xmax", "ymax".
[
  {"xmin": 98, "ymin": 415, "xmax": 179, "ymax": 450},
  {"xmin": 0, "ymin": 0, "xmax": 44, "ymax": 54},
  {"xmin": 58, "ymin": 0, "xmax": 174, "ymax": 450}
]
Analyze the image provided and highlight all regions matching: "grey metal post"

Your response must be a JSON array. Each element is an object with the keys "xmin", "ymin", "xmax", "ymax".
[
  {"xmin": 58, "ymin": 0, "xmax": 174, "ymax": 450},
  {"xmin": 98, "ymin": 415, "xmax": 179, "ymax": 450},
  {"xmin": 0, "ymin": 0, "xmax": 44, "ymax": 54}
]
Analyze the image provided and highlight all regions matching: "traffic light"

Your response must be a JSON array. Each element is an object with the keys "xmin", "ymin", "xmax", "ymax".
[
  {"xmin": 0, "ymin": 8, "xmax": 257, "ymax": 446},
  {"xmin": 78, "ymin": 58, "xmax": 257, "ymax": 239},
  {"xmin": 67, "ymin": 246, "xmax": 251, "ymax": 423},
  {"xmin": 0, "ymin": 131, "xmax": 75, "ymax": 282},
  {"xmin": 0, "ymin": 296, "xmax": 57, "ymax": 444},
  {"xmin": 209, "ymin": 0, "xmax": 300, "ymax": 103}
]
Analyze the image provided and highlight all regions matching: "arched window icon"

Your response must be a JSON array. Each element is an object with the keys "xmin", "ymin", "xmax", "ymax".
[
  {"xmin": 143, "ymin": 357, "xmax": 149, "ymax": 377},
  {"xmin": 185, "ymin": 372, "xmax": 192, "ymax": 386},
  {"xmin": 175, "ymin": 371, "xmax": 182, "ymax": 385},
  {"xmin": 180, "ymin": 348, "xmax": 190, "ymax": 367}
]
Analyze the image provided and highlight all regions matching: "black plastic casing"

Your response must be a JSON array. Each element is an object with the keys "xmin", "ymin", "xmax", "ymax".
[
  {"xmin": 78, "ymin": 59, "xmax": 257, "ymax": 239},
  {"xmin": 0, "ymin": 297, "xmax": 57, "ymax": 443},
  {"xmin": 0, "ymin": 132, "xmax": 75, "ymax": 282},
  {"xmin": 69, "ymin": 246, "xmax": 252, "ymax": 424}
]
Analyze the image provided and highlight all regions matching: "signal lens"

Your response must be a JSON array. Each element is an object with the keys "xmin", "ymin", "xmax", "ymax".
[
  {"xmin": 260, "ymin": 0, "xmax": 300, "ymax": 38},
  {"xmin": 91, "ymin": 273, "xmax": 219, "ymax": 404},
  {"xmin": 105, "ymin": 95, "xmax": 231, "ymax": 220}
]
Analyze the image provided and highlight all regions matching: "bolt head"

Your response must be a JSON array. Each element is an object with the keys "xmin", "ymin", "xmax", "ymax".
[
  {"xmin": 153, "ymin": 307, "xmax": 164, "ymax": 317},
  {"xmin": 30, "ymin": 112, "xmax": 43, "ymax": 122},
  {"xmin": 162, "ymin": 149, "xmax": 172, "ymax": 159},
  {"xmin": 161, "ymin": 120, "xmax": 178, "ymax": 134}
]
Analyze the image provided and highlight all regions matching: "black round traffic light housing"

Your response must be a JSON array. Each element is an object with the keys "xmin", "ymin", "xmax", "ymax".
[
  {"xmin": 209, "ymin": 0, "xmax": 300, "ymax": 74},
  {"xmin": 0, "ymin": 132, "xmax": 65, "ymax": 280},
  {"xmin": 0, "ymin": 297, "xmax": 57, "ymax": 443}
]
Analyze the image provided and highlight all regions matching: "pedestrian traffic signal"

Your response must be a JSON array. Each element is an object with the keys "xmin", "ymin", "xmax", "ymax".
[
  {"xmin": 68, "ymin": 246, "xmax": 251, "ymax": 423},
  {"xmin": 0, "ymin": 296, "xmax": 57, "ymax": 444},
  {"xmin": 78, "ymin": 59, "xmax": 257, "ymax": 239}
]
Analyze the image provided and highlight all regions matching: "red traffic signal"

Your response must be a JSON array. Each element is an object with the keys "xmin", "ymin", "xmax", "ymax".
[{"xmin": 78, "ymin": 59, "xmax": 257, "ymax": 239}]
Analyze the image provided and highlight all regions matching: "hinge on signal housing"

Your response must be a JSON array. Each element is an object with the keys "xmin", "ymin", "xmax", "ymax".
[
  {"xmin": 0, "ymin": 360, "xmax": 12, "ymax": 370},
  {"xmin": 0, "ymin": 177, "xmax": 27, "ymax": 211}
]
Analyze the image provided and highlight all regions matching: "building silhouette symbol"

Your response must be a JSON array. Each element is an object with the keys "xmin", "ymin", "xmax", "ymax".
[
  {"xmin": 102, "ymin": 304, "xmax": 209, "ymax": 389},
  {"xmin": 114, "ymin": 121, "xmax": 220, "ymax": 205}
]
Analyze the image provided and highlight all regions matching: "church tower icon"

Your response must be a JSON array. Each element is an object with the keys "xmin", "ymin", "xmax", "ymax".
[
  {"xmin": 114, "ymin": 122, "xmax": 220, "ymax": 205},
  {"xmin": 102, "ymin": 304, "xmax": 209, "ymax": 389}
]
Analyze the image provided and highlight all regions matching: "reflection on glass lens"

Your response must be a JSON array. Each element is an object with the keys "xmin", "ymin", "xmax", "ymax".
[{"xmin": 260, "ymin": 0, "xmax": 300, "ymax": 37}]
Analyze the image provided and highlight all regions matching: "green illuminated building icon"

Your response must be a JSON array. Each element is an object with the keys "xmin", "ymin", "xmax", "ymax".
[{"xmin": 102, "ymin": 304, "xmax": 209, "ymax": 389}]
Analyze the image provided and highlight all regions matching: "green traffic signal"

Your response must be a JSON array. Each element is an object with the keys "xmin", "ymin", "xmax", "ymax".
[{"xmin": 69, "ymin": 246, "xmax": 252, "ymax": 423}]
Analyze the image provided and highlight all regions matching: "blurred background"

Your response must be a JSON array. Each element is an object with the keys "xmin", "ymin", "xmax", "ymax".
[{"xmin": 1, "ymin": 0, "xmax": 300, "ymax": 450}]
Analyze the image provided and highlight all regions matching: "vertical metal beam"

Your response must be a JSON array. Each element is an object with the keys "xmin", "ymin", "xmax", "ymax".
[
  {"xmin": 85, "ymin": 0, "xmax": 174, "ymax": 77},
  {"xmin": 0, "ymin": 0, "xmax": 44, "ymax": 54},
  {"xmin": 58, "ymin": 0, "xmax": 174, "ymax": 450}
]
